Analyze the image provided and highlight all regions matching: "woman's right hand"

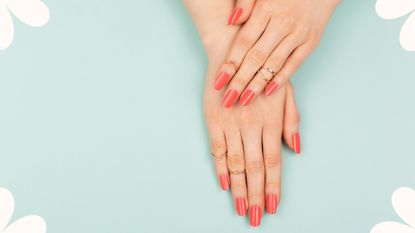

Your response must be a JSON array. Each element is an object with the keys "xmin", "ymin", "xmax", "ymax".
[{"xmin": 214, "ymin": 0, "xmax": 340, "ymax": 107}]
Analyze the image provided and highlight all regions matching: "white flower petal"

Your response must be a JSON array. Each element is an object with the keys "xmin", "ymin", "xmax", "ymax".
[
  {"xmin": 392, "ymin": 187, "xmax": 415, "ymax": 228},
  {"xmin": 3, "ymin": 0, "xmax": 49, "ymax": 27},
  {"xmin": 2, "ymin": 215, "xmax": 47, "ymax": 233},
  {"xmin": 0, "ymin": 1, "xmax": 14, "ymax": 50},
  {"xmin": 376, "ymin": 0, "xmax": 415, "ymax": 19},
  {"xmin": 0, "ymin": 188, "xmax": 15, "ymax": 232},
  {"xmin": 371, "ymin": 221, "xmax": 415, "ymax": 233},
  {"xmin": 400, "ymin": 12, "xmax": 415, "ymax": 51}
]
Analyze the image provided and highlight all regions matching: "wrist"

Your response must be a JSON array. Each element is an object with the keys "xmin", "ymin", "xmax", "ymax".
[{"xmin": 202, "ymin": 28, "xmax": 239, "ymax": 61}]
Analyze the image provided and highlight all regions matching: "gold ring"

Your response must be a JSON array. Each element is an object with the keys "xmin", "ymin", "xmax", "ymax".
[
  {"xmin": 229, "ymin": 170, "xmax": 246, "ymax": 175},
  {"xmin": 225, "ymin": 60, "xmax": 239, "ymax": 72},
  {"xmin": 211, "ymin": 151, "xmax": 227, "ymax": 161},
  {"xmin": 262, "ymin": 66, "xmax": 276, "ymax": 76},
  {"xmin": 257, "ymin": 69, "xmax": 272, "ymax": 83}
]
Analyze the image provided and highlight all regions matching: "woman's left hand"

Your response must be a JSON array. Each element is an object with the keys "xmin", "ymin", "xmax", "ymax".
[
  {"xmin": 214, "ymin": 0, "xmax": 340, "ymax": 107},
  {"xmin": 184, "ymin": 0, "xmax": 302, "ymax": 226}
]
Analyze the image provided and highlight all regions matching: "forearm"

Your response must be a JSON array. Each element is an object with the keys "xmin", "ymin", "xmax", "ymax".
[{"xmin": 182, "ymin": 0, "xmax": 238, "ymax": 59}]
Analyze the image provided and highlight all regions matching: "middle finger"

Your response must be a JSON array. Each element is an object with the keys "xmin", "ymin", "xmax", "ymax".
[{"xmin": 241, "ymin": 126, "xmax": 264, "ymax": 227}]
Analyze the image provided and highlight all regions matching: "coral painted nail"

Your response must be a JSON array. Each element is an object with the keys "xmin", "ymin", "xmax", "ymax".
[
  {"xmin": 265, "ymin": 82, "xmax": 278, "ymax": 96},
  {"xmin": 249, "ymin": 205, "xmax": 262, "ymax": 227},
  {"xmin": 292, "ymin": 132, "xmax": 301, "ymax": 154},
  {"xmin": 228, "ymin": 7, "xmax": 243, "ymax": 25},
  {"xmin": 219, "ymin": 174, "xmax": 230, "ymax": 191},
  {"xmin": 214, "ymin": 72, "xmax": 230, "ymax": 90},
  {"xmin": 266, "ymin": 194, "xmax": 279, "ymax": 214},
  {"xmin": 235, "ymin": 197, "xmax": 247, "ymax": 216},
  {"xmin": 240, "ymin": 89, "xmax": 255, "ymax": 106},
  {"xmin": 222, "ymin": 89, "xmax": 238, "ymax": 108}
]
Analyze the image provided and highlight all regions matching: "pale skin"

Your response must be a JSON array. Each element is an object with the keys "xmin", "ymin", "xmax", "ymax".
[
  {"xmin": 216, "ymin": 0, "xmax": 341, "ymax": 107},
  {"xmin": 184, "ymin": 0, "xmax": 301, "ymax": 227}
]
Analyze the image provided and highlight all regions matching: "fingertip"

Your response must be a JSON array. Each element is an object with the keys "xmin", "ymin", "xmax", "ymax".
[
  {"xmin": 222, "ymin": 89, "xmax": 239, "ymax": 108},
  {"xmin": 266, "ymin": 193, "xmax": 279, "ymax": 214},
  {"xmin": 235, "ymin": 197, "xmax": 248, "ymax": 216},
  {"xmin": 265, "ymin": 82, "xmax": 279, "ymax": 96},
  {"xmin": 214, "ymin": 72, "xmax": 230, "ymax": 91},
  {"xmin": 219, "ymin": 173, "xmax": 230, "ymax": 191},
  {"xmin": 291, "ymin": 132, "xmax": 301, "ymax": 154},
  {"xmin": 228, "ymin": 0, "xmax": 255, "ymax": 25},
  {"xmin": 228, "ymin": 7, "xmax": 244, "ymax": 25},
  {"xmin": 240, "ymin": 89, "xmax": 256, "ymax": 106}
]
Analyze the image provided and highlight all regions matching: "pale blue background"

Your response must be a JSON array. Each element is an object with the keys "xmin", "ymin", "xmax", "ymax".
[{"xmin": 0, "ymin": 0, "xmax": 414, "ymax": 232}]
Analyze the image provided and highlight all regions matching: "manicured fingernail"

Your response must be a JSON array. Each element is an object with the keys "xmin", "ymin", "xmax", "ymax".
[
  {"xmin": 219, "ymin": 174, "xmax": 230, "ymax": 191},
  {"xmin": 214, "ymin": 72, "xmax": 230, "ymax": 90},
  {"xmin": 265, "ymin": 82, "xmax": 278, "ymax": 96},
  {"xmin": 222, "ymin": 89, "xmax": 238, "ymax": 108},
  {"xmin": 240, "ymin": 89, "xmax": 255, "ymax": 106},
  {"xmin": 292, "ymin": 132, "xmax": 301, "ymax": 154},
  {"xmin": 266, "ymin": 194, "xmax": 279, "ymax": 214},
  {"xmin": 249, "ymin": 205, "xmax": 262, "ymax": 227},
  {"xmin": 228, "ymin": 7, "xmax": 243, "ymax": 25},
  {"xmin": 235, "ymin": 197, "xmax": 247, "ymax": 216}
]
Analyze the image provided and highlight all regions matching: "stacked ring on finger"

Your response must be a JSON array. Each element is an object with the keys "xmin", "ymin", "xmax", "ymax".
[
  {"xmin": 263, "ymin": 66, "xmax": 276, "ymax": 76},
  {"xmin": 257, "ymin": 66, "xmax": 274, "ymax": 83}
]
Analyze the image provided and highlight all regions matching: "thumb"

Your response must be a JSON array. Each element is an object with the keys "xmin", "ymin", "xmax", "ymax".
[
  {"xmin": 282, "ymin": 82, "xmax": 301, "ymax": 154},
  {"xmin": 228, "ymin": 0, "xmax": 256, "ymax": 25}
]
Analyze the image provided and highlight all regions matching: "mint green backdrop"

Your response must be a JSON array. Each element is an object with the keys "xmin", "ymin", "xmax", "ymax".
[{"xmin": 0, "ymin": 0, "xmax": 414, "ymax": 232}]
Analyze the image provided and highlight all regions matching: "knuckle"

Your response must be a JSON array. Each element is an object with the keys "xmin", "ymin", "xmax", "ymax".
[
  {"xmin": 239, "ymin": 111, "xmax": 251, "ymax": 121},
  {"xmin": 296, "ymin": 21, "xmax": 311, "ymax": 36},
  {"xmin": 267, "ymin": 55, "xmax": 284, "ymax": 69},
  {"xmin": 246, "ymin": 160, "xmax": 264, "ymax": 174},
  {"xmin": 276, "ymin": 14, "xmax": 295, "ymax": 28},
  {"xmin": 264, "ymin": 154, "xmax": 281, "ymax": 168},
  {"xmin": 236, "ymin": 34, "xmax": 254, "ymax": 51},
  {"xmin": 247, "ymin": 48, "xmax": 267, "ymax": 65},
  {"xmin": 227, "ymin": 154, "xmax": 245, "ymax": 169},
  {"xmin": 211, "ymin": 140, "xmax": 226, "ymax": 154},
  {"xmin": 239, "ymin": 112, "xmax": 259, "ymax": 126}
]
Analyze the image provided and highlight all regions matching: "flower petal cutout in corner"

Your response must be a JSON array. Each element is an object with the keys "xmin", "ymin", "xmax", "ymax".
[
  {"xmin": 0, "ymin": 187, "xmax": 47, "ymax": 233},
  {"xmin": 371, "ymin": 187, "xmax": 415, "ymax": 233},
  {"xmin": 0, "ymin": 0, "xmax": 49, "ymax": 50},
  {"xmin": 376, "ymin": 0, "xmax": 415, "ymax": 51}
]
